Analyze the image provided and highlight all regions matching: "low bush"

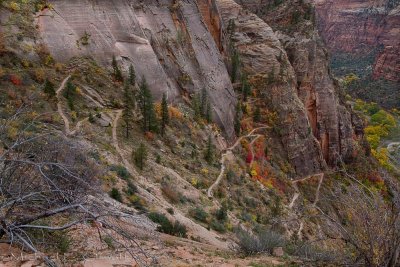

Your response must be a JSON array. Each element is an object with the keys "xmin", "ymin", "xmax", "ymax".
[
  {"xmin": 147, "ymin": 212, "xmax": 187, "ymax": 238},
  {"xmin": 190, "ymin": 207, "xmax": 208, "ymax": 223},
  {"xmin": 210, "ymin": 219, "xmax": 226, "ymax": 233},
  {"xmin": 161, "ymin": 182, "xmax": 180, "ymax": 203},
  {"xmin": 109, "ymin": 188, "xmax": 122, "ymax": 202},
  {"xmin": 110, "ymin": 164, "xmax": 131, "ymax": 180},
  {"xmin": 235, "ymin": 228, "xmax": 286, "ymax": 255}
]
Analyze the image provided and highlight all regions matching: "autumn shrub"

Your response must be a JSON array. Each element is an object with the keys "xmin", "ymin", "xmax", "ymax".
[{"xmin": 10, "ymin": 74, "xmax": 22, "ymax": 85}]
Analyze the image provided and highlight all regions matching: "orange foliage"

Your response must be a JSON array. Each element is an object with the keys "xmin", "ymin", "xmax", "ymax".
[{"xmin": 169, "ymin": 106, "xmax": 183, "ymax": 120}]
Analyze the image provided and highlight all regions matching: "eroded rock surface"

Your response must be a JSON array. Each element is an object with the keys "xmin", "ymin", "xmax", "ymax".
[
  {"xmin": 231, "ymin": 0, "xmax": 359, "ymax": 167},
  {"xmin": 217, "ymin": 0, "xmax": 326, "ymax": 176}
]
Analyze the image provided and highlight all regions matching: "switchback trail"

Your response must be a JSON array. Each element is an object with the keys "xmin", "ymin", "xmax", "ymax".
[{"xmin": 207, "ymin": 126, "xmax": 269, "ymax": 198}]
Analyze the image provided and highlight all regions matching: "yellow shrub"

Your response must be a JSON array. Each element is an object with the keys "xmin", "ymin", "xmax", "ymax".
[
  {"xmin": 9, "ymin": 2, "xmax": 20, "ymax": 11},
  {"xmin": 366, "ymin": 134, "xmax": 380, "ymax": 150},
  {"xmin": 372, "ymin": 148, "xmax": 392, "ymax": 170}
]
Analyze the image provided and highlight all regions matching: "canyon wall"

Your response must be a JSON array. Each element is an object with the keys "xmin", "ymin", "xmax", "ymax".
[
  {"xmin": 231, "ymin": 0, "xmax": 360, "ymax": 166},
  {"xmin": 315, "ymin": 0, "xmax": 400, "ymax": 82},
  {"xmin": 38, "ymin": 0, "xmax": 237, "ymax": 139}
]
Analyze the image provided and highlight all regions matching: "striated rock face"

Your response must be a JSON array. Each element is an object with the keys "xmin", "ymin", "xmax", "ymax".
[
  {"xmin": 315, "ymin": 0, "xmax": 400, "ymax": 82},
  {"xmin": 38, "ymin": 0, "xmax": 236, "ymax": 139},
  {"xmin": 231, "ymin": 0, "xmax": 359, "ymax": 167},
  {"xmin": 217, "ymin": 0, "xmax": 326, "ymax": 176}
]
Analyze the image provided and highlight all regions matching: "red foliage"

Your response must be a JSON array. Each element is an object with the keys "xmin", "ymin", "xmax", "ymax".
[
  {"xmin": 246, "ymin": 151, "xmax": 253, "ymax": 164},
  {"xmin": 271, "ymin": 178, "xmax": 288, "ymax": 194},
  {"xmin": 10, "ymin": 75, "xmax": 22, "ymax": 86}
]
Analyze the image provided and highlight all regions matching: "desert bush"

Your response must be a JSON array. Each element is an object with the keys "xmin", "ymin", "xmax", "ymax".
[
  {"xmin": 161, "ymin": 182, "xmax": 180, "ymax": 204},
  {"xmin": 235, "ymin": 228, "xmax": 286, "ymax": 256}
]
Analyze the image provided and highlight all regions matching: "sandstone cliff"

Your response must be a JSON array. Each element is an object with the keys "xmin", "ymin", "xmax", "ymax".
[
  {"xmin": 38, "ymin": 0, "xmax": 237, "ymax": 138},
  {"xmin": 315, "ymin": 0, "xmax": 400, "ymax": 82},
  {"xmin": 231, "ymin": 0, "xmax": 359, "ymax": 167}
]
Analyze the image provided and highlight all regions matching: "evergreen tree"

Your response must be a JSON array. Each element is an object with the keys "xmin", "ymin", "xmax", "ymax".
[
  {"xmin": 161, "ymin": 93, "xmax": 169, "ymax": 136},
  {"xmin": 234, "ymin": 101, "xmax": 242, "ymax": 136},
  {"xmin": 204, "ymin": 134, "xmax": 214, "ymax": 164},
  {"xmin": 253, "ymin": 105, "xmax": 261, "ymax": 123},
  {"xmin": 231, "ymin": 50, "xmax": 240, "ymax": 83},
  {"xmin": 64, "ymin": 81, "xmax": 76, "ymax": 110},
  {"xmin": 205, "ymin": 102, "xmax": 212, "ymax": 123},
  {"xmin": 241, "ymin": 75, "xmax": 251, "ymax": 101},
  {"xmin": 192, "ymin": 93, "xmax": 201, "ymax": 121},
  {"xmin": 122, "ymin": 82, "xmax": 135, "ymax": 138},
  {"xmin": 43, "ymin": 79, "xmax": 55, "ymax": 98},
  {"xmin": 128, "ymin": 64, "xmax": 136, "ymax": 86},
  {"xmin": 89, "ymin": 112, "xmax": 95, "ymax": 123},
  {"xmin": 133, "ymin": 143, "xmax": 147, "ymax": 171},
  {"xmin": 200, "ymin": 88, "xmax": 208, "ymax": 116},
  {"xmin": 112, "ymin": 55, "xmax": 123, "ymax": 82},
  {"xmin": 138, "ymin": 77, "xmax": 158, "ymax": 133}
]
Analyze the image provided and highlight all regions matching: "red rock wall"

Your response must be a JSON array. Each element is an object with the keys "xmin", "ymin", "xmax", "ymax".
[{"xmin": 315, "ymin": 0, "xmax": 400, "ymax": 82}]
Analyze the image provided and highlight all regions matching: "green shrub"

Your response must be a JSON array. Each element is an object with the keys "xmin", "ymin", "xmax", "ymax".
[
  {"xmin": 110, "ymin": 165, "xmax": 131, "ymax": 180},
  {"xmin": 190, "ymin": 207, "xmax": 208, "ymax": 223},
  {"xmin": 147, "ymin": 212, "xmax": 187, "ymax": 237},
  {"xmin": 109, "ymin": 188, "xmax": 122, "ymax": 202},
  {"xmin": 210, "ymin": 219, "xmax": 226, "ymax": 233}
]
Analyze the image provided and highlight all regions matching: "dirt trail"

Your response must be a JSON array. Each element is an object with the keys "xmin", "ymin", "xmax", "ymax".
[
  {"xmin": 111, "ymin": 110, "xmax": 229, "ymax": 249},
  {"xmin": 207, "ymin": 126, "xmax": 269, "ymax": 198},
  {"xmin": 56, "ymin": 75, "xmax": 72, "ymax": 135},
  {"xmin": 288, "ymin": 173, "xmax": 324, "ymax": 209}
]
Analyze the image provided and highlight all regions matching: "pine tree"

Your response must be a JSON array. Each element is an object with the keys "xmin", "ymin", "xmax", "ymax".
[
  {"xmin": 138, "ymin": 77, "xmax": 158, "ymax": 133},
  {"xmin": 205, "ymin": 102, "xmax": 212, "ymax": 123},
  {"xmin": 64, "ymin": 81, "xmax": 76, "ymax": 110},
  {"xmin": 204, "ymin": 134, "xmax": 214, "ymax": 164},
  {"xmin": 253, "ymin": 105, "xmax": 261, "ymax": 123},
  {"xmin": 241, "ymin": 75, "xmax": 251, "ymax": 101},
  {"xmin": 231, "ymin": 50, "xmax": 240, "ymax": 83},
  {"xmin": 200, "ymin": 88, "xmax": 208, "ymax": 117},
  {"xmin": 112, "ymin": 55, "xmax": 123, "ymax": 82},
  {"xmin": 192, "ymin": 93, "xmax": 201, "ymax": 121},
  {"xmin": 43, "ymin": 79, "xmax": 55, "ymax": 98},
  {"xmin": 122, "ymin": 82, "xmax": 135, "ymax": 137},
  {"xmin": 234, "ymin": 101, "xmax": 242, "ymax": 136},
  {"xmin": 129, "ymin": 64, "xmax": 136, "ymax": 86},
  {"xmin": 161, "ymin": 93, "xmax": 169, "ymax": 136},
  {"xmin": 133, "ymin": 143, "xmax": 147, "ymax": 171}
]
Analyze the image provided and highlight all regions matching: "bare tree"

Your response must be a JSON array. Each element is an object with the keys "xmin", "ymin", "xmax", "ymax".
[
  {"xmin": 318, "ymin": 183, "xmax": 400, "ymax": 267},
  {"xmin": 0, "ymin": 109, "xmax": 156, "ymax": 266}
]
